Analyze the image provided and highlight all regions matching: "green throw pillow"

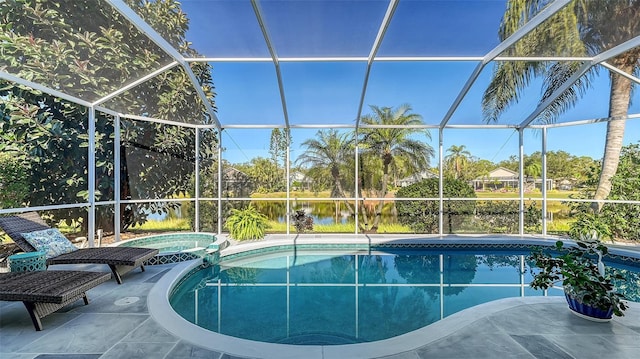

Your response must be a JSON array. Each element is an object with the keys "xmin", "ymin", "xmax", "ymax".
[{"xmin": 21, "ymin": 228, "xmax": 78, "ymax": 259}]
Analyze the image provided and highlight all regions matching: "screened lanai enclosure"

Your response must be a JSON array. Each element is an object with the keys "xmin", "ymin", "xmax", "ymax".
[{"xmin": 1, "ymin": 0, "xmax": 640, "ymax": 247}]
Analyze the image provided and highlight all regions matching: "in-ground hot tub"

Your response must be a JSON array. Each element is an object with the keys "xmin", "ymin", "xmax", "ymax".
[{"xmin": 114, "ymin": 232, "xmax": 226, "ymax": 265}]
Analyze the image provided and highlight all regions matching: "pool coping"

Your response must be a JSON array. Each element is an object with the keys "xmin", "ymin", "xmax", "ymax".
[
  {"xmin": 148, "ymin": 235, "xmax": 640, "ymax": 359},
  {"xmin": 111, "ymin": 232, "xmax": 222, "ymax": 250},
  {"xmin": 110, "ymin": 232, "xmax": 228, "ymax": 265},
  {"xmin": 219, "ymin": 234, "xmax": 640, "ymax": 263}
]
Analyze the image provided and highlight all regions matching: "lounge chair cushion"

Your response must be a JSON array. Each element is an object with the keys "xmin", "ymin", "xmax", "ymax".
[
  {"xmin": 0, "ymin": 211, "xmax": 50, "ymax": 253},
  {"xmin": 21, "ymin": 228, "xmax": 78, "ymax": 259}
]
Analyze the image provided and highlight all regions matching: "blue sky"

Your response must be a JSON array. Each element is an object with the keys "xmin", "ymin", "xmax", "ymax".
[
  {"xmin": 179, "ymin": 0, "xmax": 640, "ymax": 165},
  {"xmin": 211, "ymin": 60, "xmax": 640, "ymax": 165}
]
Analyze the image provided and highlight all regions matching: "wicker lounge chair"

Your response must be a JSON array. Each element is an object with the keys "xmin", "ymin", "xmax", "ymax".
[
  {"xmin": 0, "ymin": 212, "xmax": 158, "ymax": 284},
  {"xmin": 0, "ymin": 270, "xmax": 112, "ymax": 330}
]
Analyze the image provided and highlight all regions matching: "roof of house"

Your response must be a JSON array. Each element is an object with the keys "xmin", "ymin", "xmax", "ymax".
[{"xmin": 474, "ymin": 167, "xmax": 519, "ymax": 180}]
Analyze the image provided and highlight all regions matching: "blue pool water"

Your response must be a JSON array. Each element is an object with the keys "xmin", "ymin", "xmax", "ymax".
[{"xmin": 169, "ymin": 248, "xmax": 640, "ymax": 345}]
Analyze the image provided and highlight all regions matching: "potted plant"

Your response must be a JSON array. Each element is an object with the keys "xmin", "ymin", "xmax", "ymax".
[
  {"xmin": 291, "ymin": 209, "xmax": 313, "ymax": 233},
  {"xmin": 225, "ymin": 205, "xmax": 269, "ymax": 241},
  {"xmin": 529, "ymin": 232, "xmax": 628, "ymax": 321}
]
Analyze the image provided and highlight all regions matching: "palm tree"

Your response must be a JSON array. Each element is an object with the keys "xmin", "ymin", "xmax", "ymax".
[
  {"xmin": 445, "ymin": 145, "xmax": 472, "ymax": 180},
  {"xmin": 524, "ymin": 162, "xmax": 542, "ymax": 180},
  {"xmin": 359, "ymin": 104, "xmax": 434, "ymax": 232},
  {"xmin": 296, "ymin": 129, "xmax": 356, "ymax": 212},
  {"xmin": 524, "ymin": 161, "xmax": 542, "ymax": 191},
  {"xmin": 482, "ymin": 0, "xmax": 640, "ymax": 212}
]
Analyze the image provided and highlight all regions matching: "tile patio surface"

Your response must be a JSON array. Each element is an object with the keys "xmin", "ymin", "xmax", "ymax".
[{"xmin": 1, "ymin": 245, "xmax": 639, "ymax": 359}]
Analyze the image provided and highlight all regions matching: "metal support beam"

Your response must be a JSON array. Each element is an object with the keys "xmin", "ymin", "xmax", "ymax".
[
  {"xmin": 518, "ymin": 129, "xmax": 525, "ymax": 235},
  {"xmin": 251, "ymin": 0, "xmax": 290, "ymax": 128},
  {"xmin": 438, "ymin": 62, "xmax": 483, "ymax": 128},
  {"xmin": 438, "ymin": 128, "xmax": 444, "ymax": 236},
  {"xmin": 217, "ymin": 131, "xmax": 224, "ymax": 235},
  {"xmin": 92, "ymin": 62, "xmax": 180, "ymax": 106},
  {"xmin": 439, "ymin": 0, "xmax": 573, "ymax": 128},
  {"xmin": 600, "ymin": 62, "xmax": 640, "ymax": 85},
  {"xmin": 354, "ymin": 144, "xmax": 361, "ymax": 234},
  {"xmin": 88, "ymin": 107, "xmax": 96, "ymax": 247},
  {"xmin": 355, "ymin": 0, "xmax": 399, "ymax": 130},
  {"xmin": 541, "ymin": 127, "xmax": 548, "ymax": 235},
  {"xmin": 105, "ymin": 0, "xmax": 221, "ymax": 129},
  {"xmin": 187, "ymin": 56, "xmax": 593, "ymax": 63},
  {"xmin": 519, "ymin": 63, "xmax": 592, "ymax": 128},
  {"xmin": 195, "ymin": 128, "xmax": 200, "ymax": 232},
  {"xmin": 519, "ymin": 35, "xmax": 640, "ymax": 128},
  {"xmin": 117, "ymin": 114, "xmax": 202, "ymax": 128},
  {"xmin": 0, "ymin": 71, "xmax": 93, "ymax": 107},
  {"xmin": 286, "ymin": 139, "xmax": 291, "ymax": 236},
  {"xmin": 114, "ymin": 115, "xmax": 121, "ymax": 242}
]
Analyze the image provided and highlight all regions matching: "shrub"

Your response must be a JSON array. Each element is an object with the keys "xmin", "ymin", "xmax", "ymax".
[
  {"xmin": 225, "ymin": 205, "xmax": 269, "ymax": 240},
  {"xmin": 396, "ymin": 178, "xmax": 476, "ymax": 233},
  {"xmin": 568, "ymin": 143, "xmax": 640, "ymax": 242},
  {"xmin": 474, "ymin": 201, "xmax": 542, "ymax": 233},
  {"xmin": 568, "ymin": 212, "xmax": 612, "ymax": 240},
  {"xmin": 0, "ymin": 153, "xmax": 29, "ymax": 209}
]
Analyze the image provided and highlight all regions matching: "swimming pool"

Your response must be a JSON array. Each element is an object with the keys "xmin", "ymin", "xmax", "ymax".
[{"xmin": 169, "ymin": 245, "xmax": 640, "ymax": 345}]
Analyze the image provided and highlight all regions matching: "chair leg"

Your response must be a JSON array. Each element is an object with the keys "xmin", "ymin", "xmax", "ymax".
[
  {"xmin": 140, "ymin": 264, "xmax": 145, "ymax": 272},
  {"xmin": 108, "ymin": 264, "xmax": 124, "ymax": 285},
  {"xmin": 83, "ymin": 294, "xmax": 89, "ymax": 305},
  {"xmin": 22, "ymin": 302, "xmax": 43, "ymax": 331}
]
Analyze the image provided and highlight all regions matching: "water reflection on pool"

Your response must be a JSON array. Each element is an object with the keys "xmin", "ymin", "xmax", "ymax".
[{"xmin": 169, "ymin": 248, "xmax": 639, "ymax": 345}]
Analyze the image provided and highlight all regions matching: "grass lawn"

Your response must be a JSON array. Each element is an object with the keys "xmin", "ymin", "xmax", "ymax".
[
  {"xmin": 130, "ymin": 218, "xmax": 192, "ymax": 232},
  {"xmin": 475, "ymin": 190, "xmax": 579, "ymax": 199}
]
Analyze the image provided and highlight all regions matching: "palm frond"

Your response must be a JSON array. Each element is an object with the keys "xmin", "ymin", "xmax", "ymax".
[
  {"xmin": 484, "ymin": 0, "xmax": 587, "ymax": 124},
  {"xmin": 482, "ymin": 60, "xmax": 541, "ymax": 122},
  {"xmin": 537, "ymin": 61, "xmax": 596, "ymax": 124}
]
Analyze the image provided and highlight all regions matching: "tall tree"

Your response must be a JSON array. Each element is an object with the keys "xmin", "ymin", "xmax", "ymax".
[
  {"xmin": 0, "ymin": 0, "xmax": 217, "ymax": 232},
  {"xmin": 296, "ymin": 130, "xmax": 355, "ymax": 208},
  {"xmin": 545, "ymin": 150, "xmax": 573, "ymax": 180},
  {"xmin": 445, "ymin": 145, "xmax": 472, "ymax": 180},
  {"xmin": 239, "ymin": 157, "xmax": 283, "ymax": 193},
  {"xmin": 466, "ymin": 158, "xmax": 495, "ymax": 189},
  {"xmin": 497, "ymin": 155, "xmax": 519, "ymax": 172},
  {"xmin": 269, "ymin": 128, "xmax": 290, "ymax": 172},
  {"xmin": 571, "ymin": 155, "xmax": 599, "ymax": 185},
  {"xmin": 359, "ymin": 104, "xmax": 434, "ymax": 232},
  {"xmin": 524, "ymin": 159, "xmax": 542, "ymax": 185},
  {"xmin": 483, "ymin": 0, "xmax": 640, "ymax": 212}
]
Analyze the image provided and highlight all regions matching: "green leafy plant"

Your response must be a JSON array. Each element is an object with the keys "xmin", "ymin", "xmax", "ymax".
[
  {"xmin": 0, "ymin": 153, "xmax": 29, "ymax": 209},
  {"xmin": 567, "ymin": 143, "xmax": 640, "ymax": 242},
  {"xmin": 530, "ymin": 232, "xmax": 628, "ymax": 317},
  {"xmin": 396, "ymin": 178, "xmax": 476, "ymax": 233},
  {"xmin": 291, "ymin": 209, "xmax": 313, "ymax": 233},
  {"xmin": 474, "ymin": 201, "xmax": 542, "ymax": 234},
  {"xmin": 1, "ymin": 0, "xmax": 217, "ymax": 233},
  {"xmin": 568, "ymin": 212, "xmax": 612, "ymax": 241},
  {"xmin": 225, "ymin": 205, "xmax": 269, "ymax": 241}
]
